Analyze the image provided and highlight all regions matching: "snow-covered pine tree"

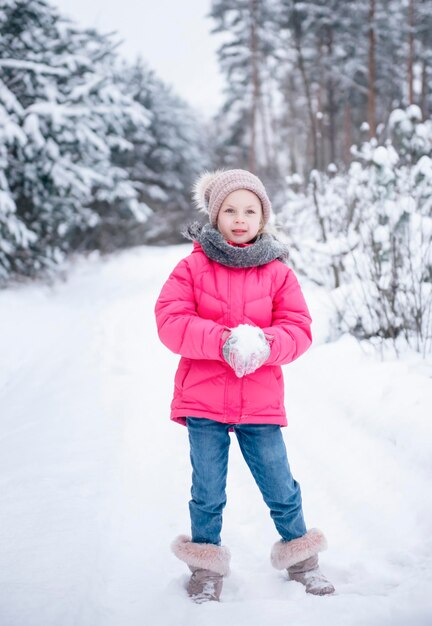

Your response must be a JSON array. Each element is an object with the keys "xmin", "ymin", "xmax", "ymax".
[
  {"xmin": 0, "ymin": 0, "xmax": 149, "ymax": 282},
  {"xmin": 112, "ymin": 59, "xmax": 210, "ymax": 245},
  {"xmin": 0, "ymin": 71, "xmax": 37, "ymax": 282}
]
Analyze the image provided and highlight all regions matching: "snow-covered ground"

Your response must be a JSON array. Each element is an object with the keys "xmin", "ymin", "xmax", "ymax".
[{"xmin": 1, "ymin": 244, "xmax": 431, "ymax": 626}]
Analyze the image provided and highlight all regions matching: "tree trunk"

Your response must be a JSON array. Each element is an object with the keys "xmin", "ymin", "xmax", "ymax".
[
  {"xmin": 259, "ymin": 89, "xmax": 276, "ymax": 172},
  {"xmin": 249, "ymin": 0, "xmax": 259, "ymax": 173},
  {"xmin": 408, "ymin": 0, "xmax": 415, "ymax": 104},
  {"xmin": 368, "ymin": 0, "xmax": 377, "ymax": 137},
  {"xmin": 293, "ymin": 0, "xmax": 318, "ymax": 169},
  {"xmin": 286, "ymin": 74, "xmax": 299, "ymax": 173},
  {"xmin": 420, "ymin": 58, "xmax": 427, "ymax": 117},
  {"xmin": 420, "ymin": 0, "xmax": 429, "ymax": 117},
  {"xmin": 326, "ymin": 25, "xmax": 336, "ymax": 164},
  {"xmin": 317, "ymin": 35, "xmax": 325, "ymax": 170},
  {"xmin": 343, "ymin": 101, "xmax": 352, "ymax": 166}
]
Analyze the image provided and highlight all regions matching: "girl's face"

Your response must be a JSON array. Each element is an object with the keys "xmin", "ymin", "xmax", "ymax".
[{"xmin": 217, "ymin": 189, "xmax": 263, "ymax": 244}]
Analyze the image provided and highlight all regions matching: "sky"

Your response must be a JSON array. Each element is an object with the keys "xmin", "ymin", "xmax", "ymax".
[{"xmin": 52, "ymin": 0, "xmax": 225, "ymax": 117}]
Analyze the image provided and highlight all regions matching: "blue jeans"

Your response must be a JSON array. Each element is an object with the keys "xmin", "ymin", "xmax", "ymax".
[{"xmin": 186, "ymin": 417, "xmax": 307, "ymax": 545}]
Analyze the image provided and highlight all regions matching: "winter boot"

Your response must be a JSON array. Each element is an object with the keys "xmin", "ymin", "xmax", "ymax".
[
  {"xmin": 287, "ymin": 554, "xmax": 335, "ymax": 595},
  {"xmin": 271, "ymin": 528, "xmax": 335, "ymax": 596},
  {"xmin": 187, "ymin": 567, "xmax": 223, "ymax": 603},
  {"xmin": 172, "ymin": 535, "xmax": 231, "ymax": 603}
]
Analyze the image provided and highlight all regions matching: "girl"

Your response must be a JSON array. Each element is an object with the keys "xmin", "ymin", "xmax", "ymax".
[{"xmin": 155, "ymin": 169, "xmax": 335, "ymax": 603}]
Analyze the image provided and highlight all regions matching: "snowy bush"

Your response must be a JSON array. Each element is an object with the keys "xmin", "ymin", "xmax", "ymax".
[{"xmin": 279, "ymin": 108, "xmax": 432, "ymax": 356}]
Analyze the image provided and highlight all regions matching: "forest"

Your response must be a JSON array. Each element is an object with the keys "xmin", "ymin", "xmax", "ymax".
[{"xmin": 1, "ymin": 0, "xmax": 431, "ymax": 354}]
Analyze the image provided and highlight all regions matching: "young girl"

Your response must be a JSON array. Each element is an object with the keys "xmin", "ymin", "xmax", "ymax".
[{"xmin": 155, "ymin": 169, "xmax": 335, "ymax": 603}]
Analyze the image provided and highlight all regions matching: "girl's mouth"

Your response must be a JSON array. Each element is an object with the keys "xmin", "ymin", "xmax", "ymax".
[{"xmin": 232, "ymin": 229, "xmax": 247, "ymax": 234}]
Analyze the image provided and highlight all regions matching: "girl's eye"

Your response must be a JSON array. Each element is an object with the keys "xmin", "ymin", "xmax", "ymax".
[
  {"xmin": 224, "ymin": 208, "xmax": 234, "ymax": 213},
  {"xmin": 247, "ymin": 209, "xmax": 256, "ymax": 214}
]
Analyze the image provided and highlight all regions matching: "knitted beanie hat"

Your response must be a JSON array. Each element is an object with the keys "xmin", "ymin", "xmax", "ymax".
[{"xmin": 192, "ymin": 169, "xmax": 272, "ymax": 227}]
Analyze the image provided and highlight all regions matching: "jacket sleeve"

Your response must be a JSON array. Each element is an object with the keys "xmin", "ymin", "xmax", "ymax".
[
  {"xmin": 154, "ymin": 258, "xmax": 226, "ymax": 361},
  {"xmin": 261, "ymin": 268, "xmax": 312, "ymax": 366}
]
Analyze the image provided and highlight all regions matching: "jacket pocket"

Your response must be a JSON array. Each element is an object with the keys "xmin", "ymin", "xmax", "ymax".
[
  {"xmin": 174, "ymin": 358, "xmax": 192, "ymax": 392},
  {"xmin": 242, "ymin": 365, "xmax": 284, "ymax": 415}
]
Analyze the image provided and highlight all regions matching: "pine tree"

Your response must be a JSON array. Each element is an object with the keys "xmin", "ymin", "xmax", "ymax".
[
  {"xmin": 112, "ymin": 59, "xmax": 211, "ymax": 245},
  {"xmin": 0, "ymin": 0, "xmax": 148, "ymax": 281}
]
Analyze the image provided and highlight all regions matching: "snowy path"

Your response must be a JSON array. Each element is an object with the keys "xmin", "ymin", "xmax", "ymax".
[{"xmin": 0, "ymin": 245, "xmax": 431, "ymax": 626}]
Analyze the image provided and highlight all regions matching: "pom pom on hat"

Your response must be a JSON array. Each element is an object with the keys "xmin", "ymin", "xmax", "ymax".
[
  {"xmin": 192, "ymin": 168, "xmax": 272, "ymax": 227},
  {"xmin": 192, "ymin": 169, "xmax": 226, "ymax": 214}
]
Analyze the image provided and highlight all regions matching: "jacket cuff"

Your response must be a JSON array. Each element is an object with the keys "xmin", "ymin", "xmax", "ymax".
[{"xmin": 219, "ymin": 327, "xmax": 231, "ymax": 359}]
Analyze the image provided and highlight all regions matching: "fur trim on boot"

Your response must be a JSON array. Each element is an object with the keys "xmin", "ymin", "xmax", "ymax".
[
  {"xmin": 171, "ymin": 535, "xmax": 231, "ymax": 577},
  {"xmin": 270, "ymin": 528, "xmax": 328, "ymax": 570}
]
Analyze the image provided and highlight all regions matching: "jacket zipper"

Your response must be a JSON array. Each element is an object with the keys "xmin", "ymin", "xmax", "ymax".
[
  {"xmin": 239, "ymin": 270, "xmax": 245, "ymax": 420},
  {"xmin": 227, "ymin": 269, "xmax": 231, "ymax": 327},
  {"xmin": 223, "ymin": 270, "xmax": 232, "ymax": 421}
]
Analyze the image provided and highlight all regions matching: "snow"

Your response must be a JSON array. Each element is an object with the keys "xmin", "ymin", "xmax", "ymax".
[
  {"xmin": 0, "ymin": 244, "xmax": 432, "ymax": 626},
  {"xmin": 23, "ymin": 113, "xmax": 46, "ymax": 149},
  {"xmin": 0, "ymin": 58, "xmax": 68, "ymax": 76},
  {"xmin": 406, "ymin": 105, "xmax": 423, "ymax": 122},
  {"xmin": 372, "ymin": 145, "xmax": 398, "ymax": 168},
  {"xmin": 388, "ymin": 108, "xmax": 407, "ymax": 129},
  {"xmin": 227, "ymin": 324, "xmax": 268, "ymax": 358},
  {"xmin": 414, "ymin": 154, "xmax": 432, "ymax": 179}
]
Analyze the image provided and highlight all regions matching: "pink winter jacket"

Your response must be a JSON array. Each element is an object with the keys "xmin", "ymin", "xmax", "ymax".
[{"xmin": 155, "ymin": 241, "xmax": 312, "ymax": 426}]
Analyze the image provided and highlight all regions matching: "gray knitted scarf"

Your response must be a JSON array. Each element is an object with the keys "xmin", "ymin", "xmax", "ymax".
[{"xmin": 183, "ymin": 222, "xmax": 289, "ymax": 268}]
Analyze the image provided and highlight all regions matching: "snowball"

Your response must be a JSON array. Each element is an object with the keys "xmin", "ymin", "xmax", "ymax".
[{"xmin": 229, "ymin": 324, "xmax": 267, "ymax": 359}]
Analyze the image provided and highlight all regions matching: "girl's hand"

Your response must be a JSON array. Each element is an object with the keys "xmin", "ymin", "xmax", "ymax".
[
  {"xmin": 222, "ymin": 325, "xmax": 270, "ymax": 377},
  {"xmin": 244, "ymin": 343, "xmax": 270, "ymax": 375}
]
